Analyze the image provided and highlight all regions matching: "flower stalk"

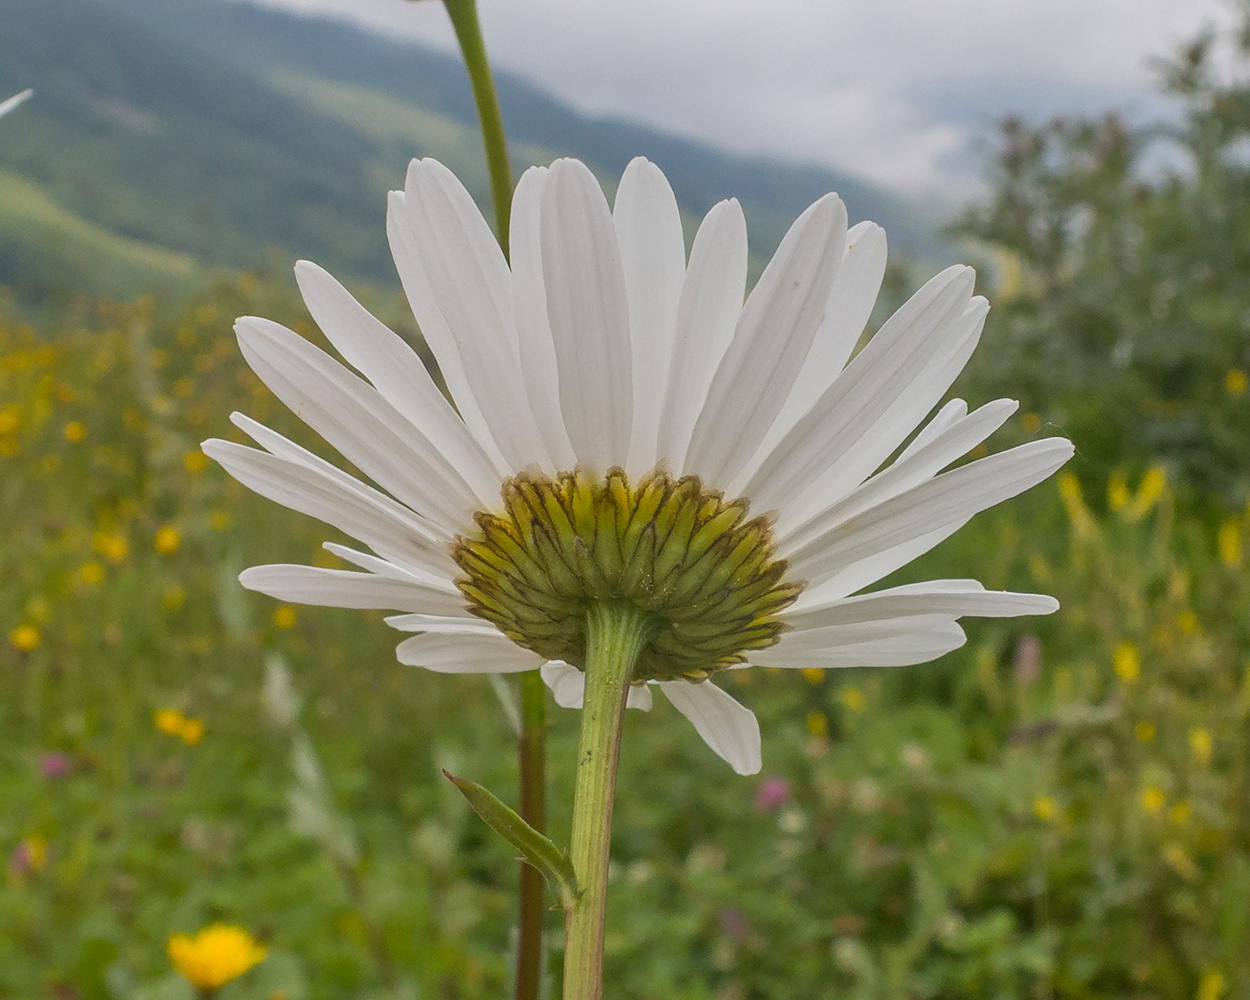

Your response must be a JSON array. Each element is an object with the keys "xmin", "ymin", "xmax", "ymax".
[
  {"xmin": 516, "ymin": 670, "xmax": 548, "ymax": 999},
  {"xmin": 435, "ymin": 4, "xmax": 546, "ymax": 997},
  {"xmin": 441, "ymin": 0, "xmax": 513, "ymax": 251},
  {"xmin": 563, "ymin": 602, "xmax": 654, "ymax": 1000}
]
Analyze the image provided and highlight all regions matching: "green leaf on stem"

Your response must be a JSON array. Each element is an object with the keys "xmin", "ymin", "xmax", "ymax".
[{"xmin": 444, "ymin": 770, "xmax": 580, "ymax": 909}]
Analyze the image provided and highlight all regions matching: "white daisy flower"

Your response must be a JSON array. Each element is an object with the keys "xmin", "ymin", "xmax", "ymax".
[
  {"xmin": 203, "ymin": 156, "xmax": 1072, "ymax": 776},
  {"xmin": 0, "ymin": 90, "xmax": 33, "ymax": 120}
]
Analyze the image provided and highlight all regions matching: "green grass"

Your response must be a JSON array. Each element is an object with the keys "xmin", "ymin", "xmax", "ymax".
[{"xmin": 1, "ymin": 277, "xmax": 1247, "ymax": 999}]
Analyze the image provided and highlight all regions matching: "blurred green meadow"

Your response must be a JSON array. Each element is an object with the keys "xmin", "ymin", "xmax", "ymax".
[
  {"xmin": 5, "ymin": 7, "xmax": 1250, "ymax": 1000},
  {"xmin": 2, "ymin": 276, "xmax": 1248, "ymax": 1000}
]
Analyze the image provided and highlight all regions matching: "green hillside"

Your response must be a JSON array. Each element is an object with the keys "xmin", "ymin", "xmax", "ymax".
[
  {"xmin": 0, "ymin": 0, "xmax": 938, "ymax": 308},
  {"xmin": 0, "ymin": 171, "xmax": 204, "ymax": 304}
]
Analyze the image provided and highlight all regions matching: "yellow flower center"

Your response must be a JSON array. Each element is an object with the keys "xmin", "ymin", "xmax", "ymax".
[{"xmin": 453, "ymin": 468, "xmax": 802, "ymax": 682}]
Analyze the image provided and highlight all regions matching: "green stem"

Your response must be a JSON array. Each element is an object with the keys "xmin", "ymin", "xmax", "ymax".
[
  {"xmin": 563, "ymin": 603, "xmax": 653, "ymax": 1000},
  {"xmin": 442, "ymin": 0, "xmax": 513, "ymax": 253},
  {"xmin": 515, "ymin": 671, "xmax": 548, "ymax": 1000},
  {"xmin": 436, "ymin": 4, "xmax": 540, "ymax": 995}
]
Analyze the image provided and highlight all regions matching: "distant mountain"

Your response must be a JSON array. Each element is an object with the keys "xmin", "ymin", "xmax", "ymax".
[{"xmin": 0, "ymin": 0, "xmax": 940, "ymax": 305}]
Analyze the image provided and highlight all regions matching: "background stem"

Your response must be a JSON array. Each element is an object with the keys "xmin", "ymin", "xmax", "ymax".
[
  {"xmin": 437, "ymin": 5, "xmax": 543, "ymax": 998},
  {"xmin": 516, "ymin": 671, "xmax": 548, "ymax": 1000},
  {"xmin": 441, "ymin": 0, "xmax": 513, "ymax": 253},
  {"xmin": 562, "ymin": 603, "xmax": 652, "ymax": 1000}
]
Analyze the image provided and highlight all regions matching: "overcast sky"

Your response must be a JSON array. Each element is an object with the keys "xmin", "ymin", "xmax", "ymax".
[{"xmin": 255, "ymin": 0, "xmax": 1231, "ymax": 197}]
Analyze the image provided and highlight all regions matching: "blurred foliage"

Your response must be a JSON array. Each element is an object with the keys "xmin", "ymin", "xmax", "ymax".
[
  {"xmin": 4, "ymin": 9, "xmax": 1250, "ymax": 999},
  {"xmin": 1, "ymin": 254, "xmax": 1248, "ymax": 1000},
  {"xmin": 953, "ymin": 2, "xmax": 1250, "ymax": 506}
]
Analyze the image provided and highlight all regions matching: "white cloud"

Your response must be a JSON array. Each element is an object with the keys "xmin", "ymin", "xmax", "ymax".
[{"xmin": 250, "ymin": 0, "xmax": 1231, "ymax": 195}]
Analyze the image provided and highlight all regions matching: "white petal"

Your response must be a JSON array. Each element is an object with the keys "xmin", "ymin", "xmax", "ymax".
[
  {"xmin": 511, "ymin": 166, "xmax": 578, "ymax": 471},
  {"xmin": 742, "ymin": 265, "xmax": 975, "ymax": 521},
  {"xmin": 541, "ymin": 661, "xmax": 586, "ymax": 708},
  {"xmin": 403, "ymin": 159, "xmax": 551, "ymax": 471},
  {"xmin": 395, "ymin": 631, "xmax": 544, "ymax": 674},
  {"xmin": 779, "ymin": 398, "xmax": 1018, "ymax": 555},
  {"xmin": 388, "ymin": 189, "xmax": 503, "ymax": 470},
  {"xmin": 541, "ymin": 158, "xmax": 633, "ymax": 471},
  {"xmin": 659, "ymin": 680, "xmax": 761, "ymax": 775},
  {"xmin": 321, "ymin": 542, "xmax": 447, "ymax": 585},
  {"xmin": 771, "ymin": 613, "xmax": 957, "ymax": 650},
  {"xmin": 627, "ymin": 683, "xmax": 654, "ymax": 711},
  {"xmin": 239, "ymin": 564, "xmax": 465, "ymax": 615},
  {"xmin": 0, "ymin": 89, "xmax": 33, "ymax": 119},
  {"xmin": 897, "ymin": 398, "xmax": 968, "ymax": 464},
  {"xmin": 784, "ymin": 297, "xmax": 990, "ymax": 521},
  {"xmin": 614, "ymin": 157, "xmax": 686, "ymax": 478},
  {"xmin": 753, "ymin": 222, "xmax": 887, "ymax": 461},
  {"xmin": 754, "ymin": 618, "xmax": 967, "ymax": 669},
  {"xmin": 383, "ymin": 613, "xmax": 499, "ymax": 635},
  {"xmin": 293, "ymin": 260, "xmax": 502, "ymax": 505},
  {"xmin": 656, "ymin": 198, "xmax": 748, "ymax": 472},
  {"xmin": 684, "ymin": 193, "xmax": 848, "ymax": 489},
  {"xmin": 539, "ymin": 662, "xmax": 653, "ymax": 710},
  {"xmin": 203, "ymin": 437, "xmax": 456, "ymax": 582},
  {"xmin": 786, "ymin": 579, "xmax": 1058, "ymax": 627},
  {"xmin": 233, "ymin": 316, "xmax": 479, "ymax": 531},
  {"xmin": 799, "ymin": 520, "xmax": 971, "ymax": 608},
  {"xmin": 787, "ymin": 437, "xmax": 1075, "ymax": 588}
]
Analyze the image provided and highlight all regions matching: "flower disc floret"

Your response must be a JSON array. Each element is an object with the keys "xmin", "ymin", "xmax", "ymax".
[{"xmin": 453, "ymin": 468, "xmax": 802, "ymax": 681}]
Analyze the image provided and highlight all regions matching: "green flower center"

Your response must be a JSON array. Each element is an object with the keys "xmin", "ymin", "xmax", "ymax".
[{"xmin": 451, "ymin": 468, "xmax": 804, "ymax": 682}]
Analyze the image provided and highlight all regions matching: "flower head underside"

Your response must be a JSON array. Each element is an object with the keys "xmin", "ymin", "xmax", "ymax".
[{"xmin": 205, "ymin": 155, "xmax": 1073, "ymax": 773}]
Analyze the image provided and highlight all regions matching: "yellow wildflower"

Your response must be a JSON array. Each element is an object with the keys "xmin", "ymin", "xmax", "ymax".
[
  {"xmin": 800, "ymin": 668, "xmax": 824, "ymax": 686},
  {"xmin": 155, "ymin": 708, "xmax": 185, "ymax": 738},
  {"xmin": 0, "ymin": 407, "xmax": 18, "ymax": 435},
  {"xmin": 62, "ymin": 420, "xmax": 87, "ymax": 443},
  {"xmin": 1113, "ymin": 642, "xmax": 1140, "ymax": 684},
  {"xmin": 1106, "ymin": 470, "xmax": 1130, "ymax": 511},
  {"xmin": 838, "ymin": 686, "xmax": 866, "ymax": 712},
  {"xmin": 1032, "ymin": 796, "xmax": 1056, "ymax": 822},
  {"xmin": 155, "ymin": 708, "xmax": 205, "ymax": 745},
  {"xmin": 184, "ymin": 450, "xmax": 209, "ymax": 473},
  {"xmin": 1135, "ymin": 720, "xmax": 1156, "ymax": 743},
  {"xmin": 1126, "ymin": 465, "xmax": 1166, "ymax": 522},
  {"xmin": 1161, "ymin": 841, "xmax": 1199, "ymax": 881},
  {"xmin": 1226, "ymin": 368, "xmax": 1247, "ymax": 396},
  {"xmin": 1057, "ymin": 472, "xmax": 1095, "ymax": 536},
  {"xmin": 1189, "ymin": 727, "xmax": 1213, "ymax": 767},
  {"xmin": 1198, "ymin": 969, "xmax": 1226, "ymax": 1000},
  {"xmin": 273, "ymin": 606, "xmax": 298, "ymax": 630},
  {"xmin": 1218, "ymin": 519, "xmax": 1243, "ymax": 569},
  {"xmin": 180, "ymin": 717, "xmax": 206, "ymax": 746},
  {"xmin": 1021, "ymin": 412, "xmax": 1042, "ymax": 434},
  {"xmin": 168, "ymin": 924, "xmax": 267, "ymax": 993},
  {"xmin": 154, "ymin": 525, "xmax": 182, "ymax": 555},
  {"xmin": 1139, "ymin": 785, "xmax": 1166, "ymax": 816},
  {"xmin": 1169, "ymin": 800, "xmax": 1191, "ymax": 826},
  {"xmin": 93, "ymin": 532, "xmax": 129, "ymax": 565},
  {"xmin": 9, "ymin": 624, "xmax": 40, "ymax": 653},
  {"xmin": 209, "ymin": 510, "xmax": 233, "ymax": 532},
  {"xmin": 806, "ymin": 711, "xmax": 828, "ymax": 739},
  {"xmin": 163, "ymin": 584, "xmax": 186, "ymax": 613},
  {"xmin": 77, "ymin": 562, "xmax": 104, "ymax": 586},
  {"xmin": 1177, "ymin": 610, "xmax": 1199, "ymax": 635}
]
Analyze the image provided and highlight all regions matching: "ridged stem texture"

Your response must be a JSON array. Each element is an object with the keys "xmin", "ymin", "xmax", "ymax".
[{"xmin": 562, "ymin": 602, "xmax": 653, "ymax": 1000}]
